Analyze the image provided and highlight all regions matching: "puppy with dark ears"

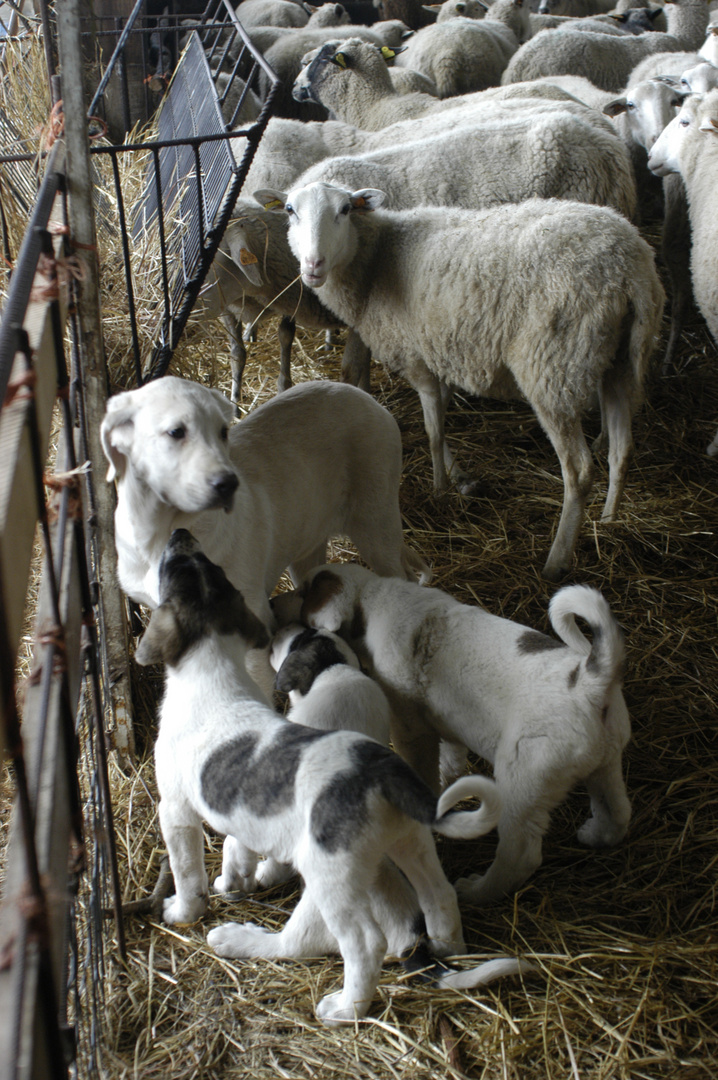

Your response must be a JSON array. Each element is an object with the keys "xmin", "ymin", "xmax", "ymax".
[{"xmin": 270, "ymin": 624, "xmax": 391, "ymax": 745}]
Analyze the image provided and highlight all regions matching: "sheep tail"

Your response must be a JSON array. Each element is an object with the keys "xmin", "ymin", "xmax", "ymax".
[
  {"xmin": 433, "ymin": 775, "xmax": 500, "ymax": 839},
  {"xmin": 402, "ymin": 543, "xmax": 432, "ymax": 585},
  {"xmin": 549, "ymin": 585, "xmax": 625, "ymax": 682}
]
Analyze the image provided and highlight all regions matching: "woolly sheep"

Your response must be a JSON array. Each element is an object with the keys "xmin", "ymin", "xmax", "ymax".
[
  {"xmin": 537, "ymin": 0, "xmax": 616, "ymax": 14},
  {"xmin": 502, "ymin": 0, "xmax": 709, "ymax": 92},
  {"xmin": 627, "ymin": 17, "xmax": 718, "ymax": 81},
  {"xmin": 307, "ymin": 2, "xmax": 353, "ymax": 25},
  {"xmin": 199, "ymin": 200, "xmax": 371, "ymax": 400},
  {"xmin": 603, "ymin": 77, "xmax": 689, "ymax": 370},
  {"xmin": 293, "ymin": 106, "xmax": 637, "ymax": 218},
  {"xmin": 259, "ymin": 20, "xmax": 410, "ymax": 118},
  {"xmin": 394, "ymin": 0, "xmax": 532, "ymax": 96},
  {"xmin": 256, "ymin": 181, "xmax": 665, "ymax": 580},
  {"xmin": 388, "ymin": 66, "xmax": 441, "ymax": 93},
  {"xmin": 424, "ymin": 0, "xmax": 488, "ymax": 21},
  {"xmin": 648, "ymin": 89, "xmax": 718, "ymax": 451},
  {"xmin": 293, "ymin": 35, "xmax": 609, "ymax": 127},
  {"xmin": 529, "ymin": 9, "xmax": 665, "ymax": 33},
  {"xmin": 236, "ymin": 0, "xmax": 311, "ymax": 27},
  {"xmin": 680, "ymin": 58, "xmax": 718, "ymax": 87}
]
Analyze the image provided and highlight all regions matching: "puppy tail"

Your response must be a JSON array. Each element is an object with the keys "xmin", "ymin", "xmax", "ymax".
[
  {"xmin": 401, "ymin": 937, "xmax": 534, "ymax": 989},
  {"xmin": 402, "ymin": 543, "xmax": 432, "ymax": 586},
  {"xmin": 549, "ymin": 585, "xmax": 625, "ymax": 678},
  {"xmin": 433, "ymin": 776, "xmax": 501, "ymax": 840}
]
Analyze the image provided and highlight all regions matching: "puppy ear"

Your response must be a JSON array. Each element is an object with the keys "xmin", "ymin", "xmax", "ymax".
[
  {"xmin": 274, "ymin": 650, "xmax": 313, "ymax": 696},
  {"xmin": 300, "ymin": 569, "xmax": 344, "ymax": 632},
  {"xmin": 135, "ymin": 605, "xmax": 181, "ymax": 667},
  {"xmin": 230, "ymin": 595, "xmax": 270, "ymax": 650},
  {"xmin": 206, "ymin": 386, "xmax": 237, "ymax": 424},
  {"xmin": 100, "ymin": 393, "xmax": 137, "ymax": 482}
]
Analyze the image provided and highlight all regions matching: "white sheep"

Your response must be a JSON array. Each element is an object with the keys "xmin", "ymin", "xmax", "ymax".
[
  {"xmin": 306, "ymin": 2, "xmax": 353, "ymax": 25},
  {"xmin": 255, "ymin": 181, "xmax": 665, "ymax": 580},
  {"xmin": 627, "ymin": 17, "xmax": 718, "ymax": 81},
  {"xmin": 388, "ymin": 66, "xmax": 441, "ymax": 93},
  {"xmin": 502, "ymin": 0, "xmax": 709, "ymax": 92},
  {"xmin": 648, "ymin": 89, "xmax": 718, "ymax": 451},
  {"xmin": 236, "ymin": 0, "xmax": 311, "ymax": 27},
  {"xmin": 259, "ymin": 20, "xmax": 410, "ymax": 118},
  {"xmin": 536, "ymin": 0, "xmax": 617, "ymax": 14},
  {"xmin": 199, "ymin": 199, "xmax": 371, "ymax": 399},
  {"xmin": 423, "ymin": 0, "xmax": 488, "ymax": 21},
  {"xmin": 394, "ymin": 0, "xmax": 532, "ymax": 96},
  {"xmin": 680, "ymin": 58, "xmax": 718, "ymax": 88},
  {"xmin": 293, "ymin": 104, "xmax": 637, "ymax": 219},
  {"xmin": 529, "ymin": 9, "xmax": 666, "ymax": 34},
  {"xmin": 292, "ymin": 35, "xmax": 614, "ymax": 127}
]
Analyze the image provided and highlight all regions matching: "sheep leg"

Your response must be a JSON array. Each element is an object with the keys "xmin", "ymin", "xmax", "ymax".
[
  {"xmin": 221, "ymin": 312, "xmax": 246, "ymax": 407},
  {"xmin": 277, "ymin": 316, "xmax": 295, "ymax": 393},
  {"xmin": 599, "ymin": 375, "xmax": 633, "ymax": 523},
  {"xmin": 536, "ymin": 414, "xmax": 594, "ymax": 582},
  {"xmin": 340, "ymin": 330, "xmax": 372, "ymax": 392},
  {"xmin": 660, "ymin": 174, "xmax": 691, "ymax": 376},
  {"xmin": 413, "ymin": 368, "xmax": 453, "ymax": 493}
]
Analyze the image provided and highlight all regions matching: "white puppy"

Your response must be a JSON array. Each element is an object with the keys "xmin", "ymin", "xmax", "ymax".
[
  {"xmin": 291, "ymin": 563, "xmax": 633, "ymax": 906},
  {"xmin": 100, "ymin": 377, "xmax": 429, "ymax": 622},
  {"xmin": 137, "ymin": 530, "xmax": 527, "ymax": 1025},
  {"xmin": 270, "ymin": 624, "xmax": 392, "ymax": 745}
]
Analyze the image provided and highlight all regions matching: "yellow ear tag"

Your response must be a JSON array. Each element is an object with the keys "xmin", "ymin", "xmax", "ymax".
[
  {"xmin": 239, "ymin": 248, "xmax": 258, "ymax": 266},
  {"xmin": 334, "ymin": 53, "xmax": 347, "ymax": 68},
  {"xmin": 381, "ymin": 47, "xmax": 396, "ymax": 60},
  {"xmin": 263, "ymin": 199, "xmax": 284, "ymax": 210}
]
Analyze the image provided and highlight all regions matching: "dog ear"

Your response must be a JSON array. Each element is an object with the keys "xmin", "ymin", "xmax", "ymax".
[
  {"xmin": 206, "ymin": 387, "xmax": 237, "ymax": 424},
  {"xmin": 274, "ymin": 650, "xmax": 313, "ymax": 696},
  {"xmin": 300, "ymin": 569, "xmax": 344, "ymax": 632},
  {"xmin": 134, "ymin": 605, "xmax": 181, "ymax": 666},
  {"xmin": 230, "ymin": 595, "xmax": 270, "ymax": 650},
  {"xmin": 100, "ymin": 393, "xmax": 137, "ymax": 482}
]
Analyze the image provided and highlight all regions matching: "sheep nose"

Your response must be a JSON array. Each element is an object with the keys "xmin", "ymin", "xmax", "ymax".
[
  {"xmin": 305, "ymin": 256, "xmax": 325, "ymax": 273},
  {"xmin": 212, "ymin": 472, "xmax": 239, "ymax": 501}
]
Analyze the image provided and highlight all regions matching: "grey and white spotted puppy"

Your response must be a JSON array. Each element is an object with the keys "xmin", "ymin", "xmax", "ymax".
[
  {"xmin": 270, "ymin": 623, "xmax": 392, "ymax": 745},
  {"xmin": 138, "ymin": 529, "xmax": 525, "ymax": 1026}
]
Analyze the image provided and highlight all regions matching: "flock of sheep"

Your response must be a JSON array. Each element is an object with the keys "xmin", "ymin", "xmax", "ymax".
[{"xmin": 194, "ymin": 0, "xmax": 718, "ymax": 582}]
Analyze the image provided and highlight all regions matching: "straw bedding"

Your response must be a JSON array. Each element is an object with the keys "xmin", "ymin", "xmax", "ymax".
[{"xmin": 2, "ymin": 32, "xmax": 718, "ymax": 1079}]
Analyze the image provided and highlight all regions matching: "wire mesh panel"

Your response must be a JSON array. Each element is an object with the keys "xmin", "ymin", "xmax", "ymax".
[{"xmin": 88, "ymin": 0, "xmax": 280, "ymax": 386}]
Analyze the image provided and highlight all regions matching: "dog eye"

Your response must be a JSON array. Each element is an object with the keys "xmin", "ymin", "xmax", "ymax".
[{"xmin": 167, "ymin": 426, "xmax": 186, "ymax": 440}]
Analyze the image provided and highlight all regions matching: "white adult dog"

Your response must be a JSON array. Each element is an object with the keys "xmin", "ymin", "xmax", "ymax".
[
  {"xmin": 288, "ymin": 563, "xmax": 633, "ymax": 906},
  {"xmin": 100, "ymin": 376, "xmax": 429, "ymax": 621},
  {"xmin": 137, "ymin": 530, "xmax": 528, "ymax": 1025}
]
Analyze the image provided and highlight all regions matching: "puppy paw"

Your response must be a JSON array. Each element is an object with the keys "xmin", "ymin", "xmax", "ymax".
[
  {"xmin": 163, "ymin": 894, "xmax": 206, "ymax": 925},
  {"xmin": 454, "ymin": 874, "xmax": 496, "ymax": 906},
  {"xmin": 577, "ymin": 816, "xmax": 628, "ymax": 848},
  {"xmin": 316, "ymin": 991, "xmax": 369, "ymax": 1026},
  {"xmin": 213, "ymin": 872, "xmax": 256, "ymax": 895},
  {"xmin": 255, "ymin": 858, "xmax": 294, "ymax": 889},
  {"xmin": 207, "ymin": 921, "xmax": 272, "ymax": 958}
]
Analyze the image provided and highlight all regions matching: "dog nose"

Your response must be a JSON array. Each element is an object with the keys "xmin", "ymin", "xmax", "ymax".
[{"xmin": 212, "ymin": 473, "xmax": 239, "ymax": 501}]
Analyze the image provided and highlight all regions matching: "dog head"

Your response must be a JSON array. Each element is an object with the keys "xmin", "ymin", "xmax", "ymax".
[
  {"xmin": 295, "ymin": 563, "xmax": 375, "ymax": 649},
  {"xmin": 270, "ymin": 623, "xmax": 360, "ymax": 696},
  {"xmin": 135, "ymin": 529, "xmax": 269, "ymax": 667},
  {"xmin": 100, "ymin": 377, "xmax": 239, "ymax": 514}
]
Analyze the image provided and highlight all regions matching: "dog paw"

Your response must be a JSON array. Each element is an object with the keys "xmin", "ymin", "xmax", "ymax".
[
  {"xmin": 316, "ymin": 991, "xmax": 370, "ymax": 1026},
  {"xmin": 255, "ymin": 858, "xmax": 294, "ymax": 889},
  {"xmin": 576, "ymin": 816, "xmax": 628, "ymax": 848},
  {"xmin": 454, "ymin": 874, "xmax": 491, "ymax": 905},
  {"xmin": 163, "ymin": 894, "xmax": 206, "ymax": 925},
  {"xmin": 207, "ymin": 921, "xmax": 271, "ymax": 958},
  {"xmin": 213, "ymin": 872, "xmax": 255, "ymax": 895}
]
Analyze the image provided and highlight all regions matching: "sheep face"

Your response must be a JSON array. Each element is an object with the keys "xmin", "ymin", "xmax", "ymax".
[
  {"xmin": 647, "ymin": 93, "xmax": 703, "ymax": 176},
  {"xmin": 255, "ymin": 182, "xmax": 385, "ymax": 288},
  {"xmin": 603, "ymin": 78, "xmax": 688, "ymax": 152},
  {"xmin": 680, "ymin": 61, "xmax": 718, "ymax": 93}
]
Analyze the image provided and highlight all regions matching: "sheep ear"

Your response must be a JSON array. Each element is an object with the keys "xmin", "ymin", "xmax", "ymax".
[
  {"xmin": 602, "ymin": 97, "xmax": 627, "ymax": 118},
  {"xmin": 608, "ymin": 12, "xmax": 627, "ymax": 22},
  {"xmin": 648, "ymin": 7, "xmax": 664, "ymax": 21},
  {"xmin": 253, "ymin": 188, "xmax": 288, "ymax": 212},
  {"xmin": 332, "ymin": 51, "xmax": 349, "ymax": 68},
  {"xmin": 223, "ymin": 228, "xmax": 264, "ymax": 287},
  {"xmin": 380, "ymin": 44, "xmax": 405, "ymax": 60},
  {"xmin": 100, "ymin": 393, "xmax": 137, "ymax": 482},
  {"xmin": 699, "ymin": 116, "xmax": 718, "ymax": 134},
  {"xmin": 135, "ymin": 605, "xmax": 181, "ymax": 667},
  {"xmin": 350, "ymin": 189, "xmax": 385, "ymax": 212}
]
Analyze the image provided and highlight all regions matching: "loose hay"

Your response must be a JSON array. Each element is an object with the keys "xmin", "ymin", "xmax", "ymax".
[{"xmin": 2, "ymin": 29, "xmax": 718, "ymax": 1079}]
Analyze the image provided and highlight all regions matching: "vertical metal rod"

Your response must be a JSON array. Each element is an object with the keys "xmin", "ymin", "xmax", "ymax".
[{"xmin": 109, "ymin": 149, "xmax": 142, "ymax": 386}]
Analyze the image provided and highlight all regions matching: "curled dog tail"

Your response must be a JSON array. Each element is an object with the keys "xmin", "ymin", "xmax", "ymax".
[
  {"xmin": 549, "ymin": 585, "xmax": 625, "ymax": 683},
  {"xmin": 433, "ymin": 776, "xmax": 500, "ymax": 840}
]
